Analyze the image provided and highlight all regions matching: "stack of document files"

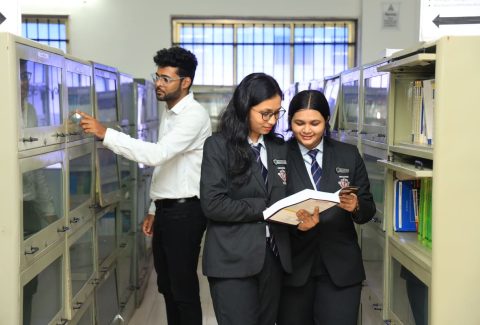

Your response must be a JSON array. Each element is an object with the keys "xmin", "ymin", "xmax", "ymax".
[{"xmin": 410, "ymin": 79, "xmax": 435, "ymax": 145}]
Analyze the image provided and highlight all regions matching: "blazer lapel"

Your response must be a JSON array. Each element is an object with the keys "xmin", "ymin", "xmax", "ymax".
[
  {"xmin": 320, "ymin": 138, "xmax": 334, "ymax": 191},
  {"xmin": 250, "ymin": 148, "xmax": 268, "ymax": 195},
  {"xmin": 288, "ymin": 140, "xmax": 314, "ymax": 190},
  {"xmin": 265, "ymin": 138, "xmax": 281, "ymax": 194}
]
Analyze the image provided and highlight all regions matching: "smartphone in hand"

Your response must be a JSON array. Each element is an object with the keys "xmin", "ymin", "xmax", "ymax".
[{"xmin": 339, "ymin": 186, "xmax": 359, "ymax": 196}]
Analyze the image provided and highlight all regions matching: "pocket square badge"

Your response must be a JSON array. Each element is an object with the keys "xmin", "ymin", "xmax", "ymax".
[
  {"xmin": 277, "ymin": 169, "xmax": 287, "ymax": 185},
  {"xmin": 338, "ymin": 176, "xmax": 350, "ymax": 188}
]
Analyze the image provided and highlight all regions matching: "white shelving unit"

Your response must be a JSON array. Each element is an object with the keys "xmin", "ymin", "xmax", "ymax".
[
  {"xmin": 380, "ymin": 36, "xmax": 480, "ymax": 325},
  {"xmin": 334, "ymin": 35, "xmax": 480, "ymax": 325}
]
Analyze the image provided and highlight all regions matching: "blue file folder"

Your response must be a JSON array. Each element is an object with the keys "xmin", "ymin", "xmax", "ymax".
[{"xmin": 394, "ymin": 180, "xmax": 417, "ymax": 232}]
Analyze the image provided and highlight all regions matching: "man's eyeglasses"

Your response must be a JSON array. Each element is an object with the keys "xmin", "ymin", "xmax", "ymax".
[
  {"xmin": 252, "ymin": 108, "xmax": 286, "ymax": 121},
  {"xmin": 151, "ymin": 73, "xmax": 185, "ymax": 85}
]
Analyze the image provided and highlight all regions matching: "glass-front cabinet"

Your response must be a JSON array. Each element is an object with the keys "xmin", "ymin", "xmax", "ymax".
[
  {"xmin": 92, "ymin": 62, "xmax": 119, "ymax": 129},
  {"xmin": 96, "ymin": 205, "xmax": 118, "ymax": 272},
  {"xmin": 65, "ymin": 57, "xmax": 93, "ymax": 142},
  {"xmin": 361, "ymin": 62, "xmax": 389, "ymax": 145},
  {"xmin": 95, "ymin": 265, "xmax": 120, "ymax": 325},
  {"xmin": 66, "ymin": 222, "xmax": 96, "ymax": 320},
  {"xmin": 68, "ymin": 141, "xmax": 95, "ymax": 231},
  {"xmin": 20, "ymin": 149, "xmax": 67, "ymax": 267},
  {"xmin": 323, "ymin": 75, "xmax": 341, "ymax": 139},
  {"xmin": 0, "ymin": 33, "xmax": 153, "ymax": 325},
  {"xmin": 21, "ymin": 242, "xmax": 65, "ymax": 325},
  {"xmin": 339, "ymin": 68, "xmax": 361, "ymax": 146},
  {"xmin": 95, "ymin": 142, "xmax": 121, "ymax": 207},
  {"xmin": 16, "ymin": 44, "xmax": 66, "ymax": 151}
]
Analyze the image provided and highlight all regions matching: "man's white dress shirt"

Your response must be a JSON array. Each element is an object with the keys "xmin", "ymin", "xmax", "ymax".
[{"xmin": 102, "ymin": 92, "xmax": 212, "ymax": 214}]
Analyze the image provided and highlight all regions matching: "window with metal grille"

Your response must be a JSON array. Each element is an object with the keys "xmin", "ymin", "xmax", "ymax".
[
  {"xmin": 22, "ymin": 15, "xmax": 69, "ymax": 53},
  {"xmin": 172, "ymin": 18, "xmax": 356, "ymax": 89}
]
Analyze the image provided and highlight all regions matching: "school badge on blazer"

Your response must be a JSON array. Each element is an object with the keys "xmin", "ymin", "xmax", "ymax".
[
  {"xmin": 273, "ymin": 159, "xmax": 287, "ymax": 185},
  {"xmin": 336, "ymin": 166, "xmax": 350, "ymax": 188}
]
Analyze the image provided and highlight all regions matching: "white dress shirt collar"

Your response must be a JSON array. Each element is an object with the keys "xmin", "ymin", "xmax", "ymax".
[
  {"xmin": 248, "ymin": 134, "xmax": 266, "ymax": 148},
  {"xmin": 169, "ymin": 92, "xmax": 194, "ymax": 115},
  {"xmin": 298, "ymin": 137, "xmax": 324, "ymax": 158},
  {"xmin": 248, "ymin": 134, "xmax": 268, "ymax": 170}
]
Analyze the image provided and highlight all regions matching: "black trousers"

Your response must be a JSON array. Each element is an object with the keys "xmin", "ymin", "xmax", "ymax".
[
  {"xmin": 152, "ymin": 198, "xmax": 206, "ymax": 325},
  {"xmin": 278, "ymin": 275, "xmax": 361, "ymax": 325},
  {"xmin": 208, "ymin": 247, "xmax": 284, "ymax": 325},
  {"xmin": 277, "ymin": 278, "xmax": 315, "ymax": 325},
  {"xmin": 313, "ymin": 275, "xmax": 362, "ymax": 325}
]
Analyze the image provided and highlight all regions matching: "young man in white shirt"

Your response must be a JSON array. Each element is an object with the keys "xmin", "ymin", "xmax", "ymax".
[{"xmin": 80, "ymin": 47, "xmax": 211, "ymax": 325}]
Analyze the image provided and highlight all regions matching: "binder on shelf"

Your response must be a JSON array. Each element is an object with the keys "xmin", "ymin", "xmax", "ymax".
[
  {"xmin": 423, "ymin": 79, "xmax": 435, "ymax": 145},
  {"xmin": 394, "ymin": 180, "xmax": 418, "ymax": 232},
  {"xmin": 417, "ymin": 178, "xmax": 432, "ymax": 247},
  {"xmin": 409, "ymin": 80, "xmax": 435, "ymax": 146},
  {"xmin": 424, "ymin": 178, "xmax": 433, "ymax": 247}
]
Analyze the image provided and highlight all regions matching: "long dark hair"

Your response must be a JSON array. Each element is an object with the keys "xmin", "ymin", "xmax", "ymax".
[
  {"xmin": 287, "ymin": 90, "xmax": 331, "ymax": 138},
  {"xmin": 218, "ymin": 72, "xmax": 283, "ymax": 184}
]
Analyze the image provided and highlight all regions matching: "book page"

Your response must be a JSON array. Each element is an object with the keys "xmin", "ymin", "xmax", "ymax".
[
  {"xmin": 263, "ymin": 188, "xmax": 341, "ymax": 225},
  {"xmin": 268, "ymin": 199, "xmax": 338, "ymax": 225}
]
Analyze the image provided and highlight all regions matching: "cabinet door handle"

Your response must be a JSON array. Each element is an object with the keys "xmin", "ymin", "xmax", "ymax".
[
  {"xmin": 57, "ymin": 318, "xmax": 68, "ymax": 325},
  {"xmin": 373, "ymin": 303, "xmax": 383, "ymax": 311},
  {"xmin": 57, "ymin": 226, "xmax": 70, "ymax": 233},
  {"xmin": 24, "ymin": 246, "xmax": 39, "ymax": 255},
  {"xmin": 70, "ymin": 217, "xmax": 80, "ymax": 224},
  {"xmin": 22, "ymin": 137, "xmax": 39, "ymax": 142},
  {"xmin": 73, "ymin": 301, "xmax": 83, "ymax": 310}
]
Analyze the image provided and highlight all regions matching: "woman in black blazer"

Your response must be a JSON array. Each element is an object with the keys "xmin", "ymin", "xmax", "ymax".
[
  {"xmin": 277, "ymin": 90, "xmax": 376, "ymax": 325},
  {"xmin": 200, "ymin": 73, "xmax": 317, "ymax": 325}
]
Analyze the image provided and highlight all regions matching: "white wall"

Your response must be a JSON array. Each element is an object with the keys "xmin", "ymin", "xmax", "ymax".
[
  {"xmin": 361, "ymin": 0, "xmax": 421, "ymax": 64},
  {"xmin": 20, "ymin": 0, "xmax": 419, "ymax": 80}
]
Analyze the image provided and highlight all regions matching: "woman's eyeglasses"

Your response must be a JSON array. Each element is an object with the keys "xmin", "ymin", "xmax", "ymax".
[{"xmin": 252, "ymin": 108, "xmax": 286, "ymax": 121}]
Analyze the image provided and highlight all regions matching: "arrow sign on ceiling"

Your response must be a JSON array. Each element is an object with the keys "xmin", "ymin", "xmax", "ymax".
[
  {"xmin": 0, "ymin": 12, "xmax": 6, "ymax": 25},
  {"xmin": 433, "ymin": 14, "xmax": 480, "ymax": 27}
]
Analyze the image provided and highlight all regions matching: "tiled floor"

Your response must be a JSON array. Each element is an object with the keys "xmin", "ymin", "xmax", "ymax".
[{"xmin": 129, "ymin": 266, "xmax": 217, "ymax": 325}]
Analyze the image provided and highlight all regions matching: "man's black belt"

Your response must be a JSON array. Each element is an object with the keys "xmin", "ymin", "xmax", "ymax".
[{"xmin": 155, "ymin": 196, "xmax": 199, "ymax": 209}]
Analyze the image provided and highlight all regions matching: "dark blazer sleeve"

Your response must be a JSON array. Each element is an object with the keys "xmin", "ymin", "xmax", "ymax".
[
  {"xmin": 200, "ymin": 135, "xmax": 266, "ymax": 223},
  {"xmin": 350, "ymin": 146, "xmax": 376, "ymax": 224}
]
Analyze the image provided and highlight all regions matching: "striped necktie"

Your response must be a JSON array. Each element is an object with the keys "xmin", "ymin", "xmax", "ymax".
[
  {"xmin": 251, "ymin": 143, "xmax": 279, "ymax": 257},
  {"xmin": 251, "ymin": 143, "xmax": 268, "ymax": 187},
  {"xmin": 308, "ymin": 149, "xmax": 322, "ymax": 191}
]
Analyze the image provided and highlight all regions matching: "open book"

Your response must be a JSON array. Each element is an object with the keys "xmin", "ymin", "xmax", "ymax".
[{"xmin": 263, "ymin": 186, "xmax": 359, "ymax": 225}]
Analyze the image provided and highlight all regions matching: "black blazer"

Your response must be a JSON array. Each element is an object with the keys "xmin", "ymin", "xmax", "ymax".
[
  {"xmin": 200, "ymin": 133, "xmax": 291, "ymax": 278},
  {"xmin": 285, "ymin": 137, "xmax": 375, "ymax": 288}
]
